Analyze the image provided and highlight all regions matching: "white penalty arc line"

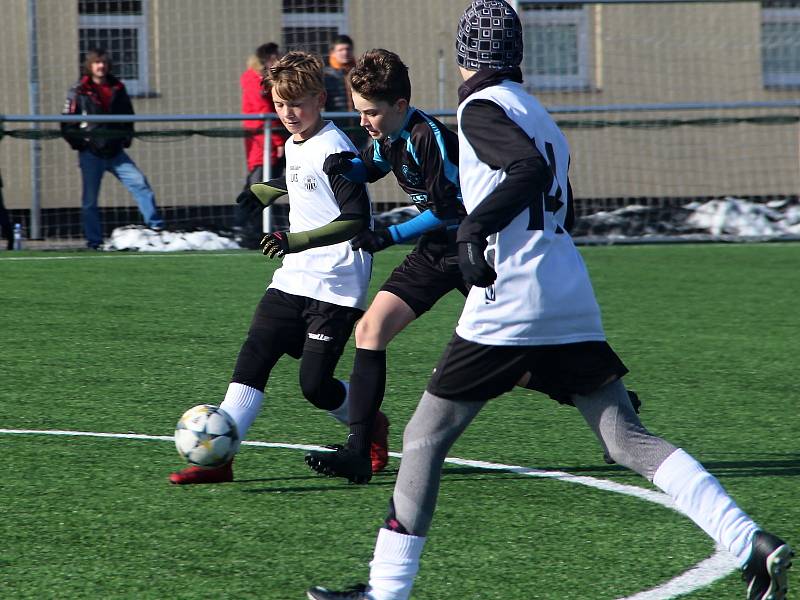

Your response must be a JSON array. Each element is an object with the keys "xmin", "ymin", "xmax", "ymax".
[{"xmin": 1, "ymin": 428, "xmax": 738, "ymax": 599}]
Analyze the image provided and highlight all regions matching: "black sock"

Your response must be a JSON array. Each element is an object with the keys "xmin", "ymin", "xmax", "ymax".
[{"xmin": 347, "ymin": 348, "xmax": 386, "ymax": 454}]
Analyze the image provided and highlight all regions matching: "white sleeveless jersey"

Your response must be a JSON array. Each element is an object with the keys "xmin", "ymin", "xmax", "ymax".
[
  {"xmin": 455, "ymin": 81, "xmax": 606, "ymax": 345},
  {"xmin": 268, "ymin": 121, "xmax": 372, "ymax": 309}
]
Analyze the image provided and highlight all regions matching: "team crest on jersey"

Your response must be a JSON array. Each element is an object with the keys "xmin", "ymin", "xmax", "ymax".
[
  {"xmin": 303, "ymin": 175, "xmax": 317, "ymax": 191},
  {"xmin": 408, "ymin": 193, "xmax": 428, "ymax": 207},
  {"xmin": 401, "ymin": 164, "xmax": 423, "ymax": 186}
]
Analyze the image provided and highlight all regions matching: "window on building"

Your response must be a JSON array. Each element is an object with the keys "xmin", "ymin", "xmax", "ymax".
[
  {"xmin": 78, "ymin": 0, "xmax": 149, "ymax": 95},
  {"xmin": 520, "ymin": 3, "xmax": 590, "ymax": 91},
  {"xmin": 282, "ymin": 0, "xmax": 347, "ymax": 57},
  {"xmin": 762, "ymin": 1, "xmax": 800, "ymax": 88}
]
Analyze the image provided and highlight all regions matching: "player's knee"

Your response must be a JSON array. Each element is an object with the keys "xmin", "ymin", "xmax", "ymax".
[
  {"xmin": 299, "ymin": 370, "xmax": 324, "ymax": 406},
  {"xmin": 298, "ymin": 365, "xmax": 341, "ymax": 411},
  {"xmin": 354, "ymin": 315, "xmax": 382, "ymax": 347},
  {"xmin": 402, "ymin": 414, "xmax": 452, "ymax": 460}
]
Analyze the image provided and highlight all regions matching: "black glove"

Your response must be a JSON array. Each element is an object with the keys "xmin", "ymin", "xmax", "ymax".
[
  {"xmin": 350, "ymin": 229, "xmax": 394, "ymax": 253},
  {"xmin": 236, "ymin": 178, "xmax": 289, "ymax": 219},
  {"xmin": 260, "ymin": 231, "xmax": 291, "ymax": 259},
  {"xmin": 322, "ymin": 151, "xmax": 357, "ymax": 177},
  {"xmin": 458, "ymin": 240, "xmax": 496, "ymax": 287},
  {"xmin": 236, "ymin": 188, "xmax": 265, "ymax": 219}
]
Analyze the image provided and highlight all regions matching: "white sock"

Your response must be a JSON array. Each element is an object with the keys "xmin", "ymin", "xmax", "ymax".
[
  {"xmin": 653, "ymin": 448, "xmax": 757, "ymax": 566},
  {"xmin": 219, "ymin": 382, "xmax": 263, "ymax": 441},
  {"xmin": 367, "ymin": 528, "xmax": 426, "ymax": 600},
  {"xmin": 327, "ymin": 380, "xmax": 350, "ymax": 425}
]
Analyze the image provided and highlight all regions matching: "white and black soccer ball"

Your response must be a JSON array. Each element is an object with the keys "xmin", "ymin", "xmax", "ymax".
[{"xmin": 174, "ymin": 404, "xmax": 240, "ymax": 467}]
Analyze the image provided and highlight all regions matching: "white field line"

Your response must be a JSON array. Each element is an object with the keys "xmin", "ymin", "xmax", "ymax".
[{"xmin": 1, "ymin": 428, "xmax": 738, "ymax": 599}]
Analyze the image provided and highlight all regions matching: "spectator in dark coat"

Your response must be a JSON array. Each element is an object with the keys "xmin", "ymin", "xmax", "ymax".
[{"xmin": 61, "ymin": 47, "xmax": 164, "ymax": 249}]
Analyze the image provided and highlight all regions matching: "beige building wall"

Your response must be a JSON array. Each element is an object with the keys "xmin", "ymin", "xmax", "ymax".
[
  {"xmin": 1, "ymin": 1, "xmax": 798, "ymax": 223},
  {"xmin": 547, "ymin": 2, "xmax": 800, "ymax": 199},
  {"xmin": 0, "ymin": 0, "xmax": 35, "ymax": 210}
]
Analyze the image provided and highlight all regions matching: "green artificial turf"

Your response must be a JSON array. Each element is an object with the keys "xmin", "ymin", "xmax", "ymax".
[{"xmin": 2, "ymin": 244, "xmax": 798, "ymax": 599}]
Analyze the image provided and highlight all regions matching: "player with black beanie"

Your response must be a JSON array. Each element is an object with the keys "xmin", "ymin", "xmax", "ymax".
[{"xmin": 306, "ymin": 2, "xmax": 792, "ymax": 599}]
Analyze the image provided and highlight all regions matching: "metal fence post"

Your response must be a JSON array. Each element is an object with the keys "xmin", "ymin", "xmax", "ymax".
[{"xmin": 262, "ymin": 118, "xmax": 273, "ymax": 234}]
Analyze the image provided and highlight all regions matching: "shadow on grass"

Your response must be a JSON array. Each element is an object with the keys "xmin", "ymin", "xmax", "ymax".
[
  {"xmin": 234, "ymin": 454, "xmax": 800, "ymax": 494},
  {"xmin": 514, "ymin": 455, "xmax": 800, "ymax": 479},
  {"xmin": 238, "ymin": 470, "xmax": 399, "ymax": 494}
]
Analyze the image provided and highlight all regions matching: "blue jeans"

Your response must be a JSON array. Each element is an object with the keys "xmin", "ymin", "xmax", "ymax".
[{"xmin": 79, "ymin": 150, "xmax": 164, "ymax": 247}]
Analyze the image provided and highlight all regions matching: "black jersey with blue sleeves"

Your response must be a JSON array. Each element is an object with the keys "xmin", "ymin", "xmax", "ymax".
[{"xmin": 360, "ymin": 108, "xmax": 465, "ymax": 233}]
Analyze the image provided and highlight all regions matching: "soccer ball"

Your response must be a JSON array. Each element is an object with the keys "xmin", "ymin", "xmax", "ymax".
[{"xmin": 174, "ymin": 404, "xmax": 240, "ymax": 467}]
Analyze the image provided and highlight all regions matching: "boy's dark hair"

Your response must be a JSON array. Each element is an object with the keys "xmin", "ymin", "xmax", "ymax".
[
  {"xmin": 82, "ymin": 48, "xmax": 113, "ymax": 77},
  {"xmin": 349, "ymin": 49, "xmax": 411, "ymax": 104},
  {"xmin": 330, "ymin": 34, "xmax": 354, "ymax": 49},
  {"xmin": 256, "ymin": 42, "xmax": 280, "ymax": 66}
]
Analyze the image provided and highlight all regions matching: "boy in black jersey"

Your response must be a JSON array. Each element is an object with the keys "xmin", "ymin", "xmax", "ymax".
[
  {"xmin": 304, "ymin": 48, "xmax": 636, "ymax": 482},
  {"xmin": 307, "ymin": 3, "xmax": 792, "ymax": 600},
  {"xmin": 305, "ymin": 49, "xmax": 466, "ymax": 483}
]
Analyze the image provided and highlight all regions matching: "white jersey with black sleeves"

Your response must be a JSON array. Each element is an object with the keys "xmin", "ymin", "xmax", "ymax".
[
  {"xmin": 268, "ymin": 121, "xmax": 372, "ymax": 309},
  {"xmin": 455, "ymin": 81, "xmax": 606, "ymax": 346}
]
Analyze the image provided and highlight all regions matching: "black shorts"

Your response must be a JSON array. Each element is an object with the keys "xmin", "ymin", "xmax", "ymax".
[
  {"xmin": 379, "ymin": 246, "xmax": 468, "ymax": 317},
  {"xmin": 427, "ymin": 333, "xmax": 629, "ymax": 403},
  {"xmin": 250, "ymin": 288, "xmax": 363, "ymax": 359}
]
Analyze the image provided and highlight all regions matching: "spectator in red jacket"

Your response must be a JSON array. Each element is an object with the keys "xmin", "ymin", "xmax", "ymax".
[{"xmin": 236, "ymin": 43, "xmax": 287, "ymax": 247}]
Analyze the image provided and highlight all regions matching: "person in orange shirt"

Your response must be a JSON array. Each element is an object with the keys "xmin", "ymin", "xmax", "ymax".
[{"xmin": 324, "ymin": 35, "xmax": 367, "ymax": 150}]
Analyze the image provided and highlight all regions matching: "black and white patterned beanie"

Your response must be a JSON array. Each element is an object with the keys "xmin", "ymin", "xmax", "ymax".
[{"xmin": 456, "ymin": 0, "xmax": 524, "ymax": 71}]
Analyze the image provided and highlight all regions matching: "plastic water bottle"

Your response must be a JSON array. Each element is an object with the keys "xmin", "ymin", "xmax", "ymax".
[{"xmin": 13, "ymin": 223, "xmax": 23, "ymax": 250}]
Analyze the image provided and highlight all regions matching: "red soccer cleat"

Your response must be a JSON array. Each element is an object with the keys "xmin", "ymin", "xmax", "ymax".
[
  {"xmin": 370, "ymin": 410, "xmax": 390, "ymax": 473},
  {"xmin": 169, "ymin": 459, "xmax": 234, "ymax": 485}
]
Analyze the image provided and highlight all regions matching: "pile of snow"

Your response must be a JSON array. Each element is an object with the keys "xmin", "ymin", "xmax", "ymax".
[
  {"xmin": 103, "ymin": 197, "xmax": 800, "ymax": 250},
  {"xmin": 373, "ymin": 205, "xmax": 419, "ymax": 227},
  {"xmin": 105, "ymin": 226, "xmax": 241, "ymax": 252},
  {"xmin": 571, "ymin": 197, "xmax": 800, "ymax": 241},
  {"xmin": 684, "ymin": 197, "xmax": 800, "ymax": 237}
]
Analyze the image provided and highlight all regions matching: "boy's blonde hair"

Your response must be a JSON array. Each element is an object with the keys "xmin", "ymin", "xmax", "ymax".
[{"xmin": 265, "ymin": 51, "xmax": 325, "ymax": 101}]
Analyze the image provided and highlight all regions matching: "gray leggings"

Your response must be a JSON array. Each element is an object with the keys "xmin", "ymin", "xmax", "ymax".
[{"xmin": 392, "ymin": 379, "xmax": 676, "ymax": 537}]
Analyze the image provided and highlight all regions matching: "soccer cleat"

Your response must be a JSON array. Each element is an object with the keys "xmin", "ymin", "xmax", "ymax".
[
  {"xmin": 306, "ymin": 584, "xmax": 370, "ymax": 599},
  {"xmin": 169, "ymin": 459, "xmax": 233, "ymax": 485},
  {"xmin": 305, "ymin": 445, "xmax": 372, "ymax": 484},
  {"xmin": 742, "ymin": 530, "xmax": 793, "ymax": 600},
  {"xmin": 370, "ymin": 410, "xmax": 390, "ymax": 473}
]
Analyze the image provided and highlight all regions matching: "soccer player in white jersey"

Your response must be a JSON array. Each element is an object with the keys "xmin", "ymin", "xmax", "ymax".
[
  {"xmin": 306, "ymin": 2, "xmax": 793, "ymax": 599},
  {"xmin": 170, "ymin": 51, "xmax": 373, "ymax": 485}
]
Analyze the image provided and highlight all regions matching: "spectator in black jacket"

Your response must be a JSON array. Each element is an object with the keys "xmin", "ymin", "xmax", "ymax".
[
  {"xmin": 61, "ymin": 48, "xmax": 164, "ymax": 249},
  {"xmin": 324, "ymin": 35, "xmax": 367, "ymax": 149}
]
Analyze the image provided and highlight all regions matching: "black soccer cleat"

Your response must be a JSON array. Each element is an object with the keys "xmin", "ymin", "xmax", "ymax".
[
  {"xmin": 305, "ymin": 445, "xmax": 372, "ymax": 484},
  {"xmin": 306, "ymin": 584, "xmax": 370, "ymax": 599},
  {"xmin": 742, "ymin": 530, "xmax": 793, "ymax": 600}
]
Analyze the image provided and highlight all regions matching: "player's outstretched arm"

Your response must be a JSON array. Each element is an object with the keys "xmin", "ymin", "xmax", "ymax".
[
  {"xmin": 260, "ymin": 215, "xmax": 368, "ymax": 258},
  {"xmin": 353, "ymin": 209, "xmax": 459, "ymax": 253},
  {"xmin": 235, "ymin": 177, "xmax": 288, "ymax": 219},
  {"xmin": 261, "ymin": 168, "xmax": 371, "ymax": 259},
  {"xmin": 323, "ymin": 144, "xmax": 391, "ymax": 185},
  {"xmin": 322, "ymin": 151, "xmax": 367, "ymax": 182}
]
